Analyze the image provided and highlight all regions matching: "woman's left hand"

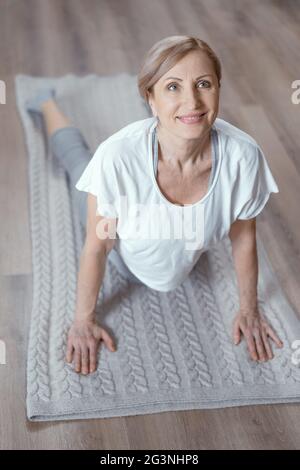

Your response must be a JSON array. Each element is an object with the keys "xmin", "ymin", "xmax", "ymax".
[{"xmin": 232, "ymin": 308, "xmax": 284, "ymax": 362}]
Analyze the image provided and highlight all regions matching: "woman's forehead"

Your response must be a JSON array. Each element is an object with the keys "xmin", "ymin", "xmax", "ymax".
[{"xmin": 160, "ymin": 54, "xmax": 215, "ymax": 82}]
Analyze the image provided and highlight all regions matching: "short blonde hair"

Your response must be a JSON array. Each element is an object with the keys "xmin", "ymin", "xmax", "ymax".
[{"xmin": 137, "ymin": 35, "xmax": 222, "ymax": 103}]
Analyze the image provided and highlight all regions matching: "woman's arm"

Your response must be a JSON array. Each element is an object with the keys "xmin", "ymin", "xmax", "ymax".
[
  {"xmin": 229, "ymin": 218, "xmax": 283, "ymax": 362},
  {"xmin": 229, "ymin": 218, "xmax": 258, "ymax": 312},
  {"xmin": 66, "ymin": 194, "xmax": 117, "ymax": 375},
  {"xmin": 74, "ymin": 244, "xmax": 108, "ymax": 323}
]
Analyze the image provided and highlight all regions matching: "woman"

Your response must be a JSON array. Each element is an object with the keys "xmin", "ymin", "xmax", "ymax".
[{"xmin": 26, "ymin": 35, "xmax": 283, "ymax": 376}]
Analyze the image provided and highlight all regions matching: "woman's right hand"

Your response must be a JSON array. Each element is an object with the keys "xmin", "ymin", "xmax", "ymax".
[{"xmin": 65, "ymin": 318, "xmax": 116, "ymax": 375}]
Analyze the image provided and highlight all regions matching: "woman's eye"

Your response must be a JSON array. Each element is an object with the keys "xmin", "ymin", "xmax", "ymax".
[
  {"xmin": 167, "ymin": 83, "xmax": 178, "ymax": 91},
  {"xmin": 199, "ymin": 80, "xmax": 211, "ymax": 88},
  {"xmin": 167, "ymin": 81, "xmax": 211, "ymax": 91}
]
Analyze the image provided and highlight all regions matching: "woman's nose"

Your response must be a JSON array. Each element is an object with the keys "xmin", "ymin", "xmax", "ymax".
[{"xmin": 182, "ymin": 87, "xmax": 202, "ymax": 107}]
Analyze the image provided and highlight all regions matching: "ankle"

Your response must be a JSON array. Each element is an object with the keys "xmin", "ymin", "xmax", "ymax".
[{"xmin": 41, "ymin": 98, "xmax": 55, "ymax": 113}]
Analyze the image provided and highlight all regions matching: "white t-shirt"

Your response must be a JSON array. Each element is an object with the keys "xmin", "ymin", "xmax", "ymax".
[{"xmin": 75, "ymin": 116, "xmax": 279, "ymax": 292}]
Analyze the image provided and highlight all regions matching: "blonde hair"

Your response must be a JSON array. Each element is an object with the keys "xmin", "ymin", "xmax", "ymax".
[{"xmin": 137, "ymin": 35, "xmax": 222, "ymax": 104}]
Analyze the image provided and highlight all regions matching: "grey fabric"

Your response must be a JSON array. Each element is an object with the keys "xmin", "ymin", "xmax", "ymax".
[
  {"xmin": 15, "ymin": 72, "xmax": 300, "ymax": 422},
  {"xmin": 49, "ymin": 126, "xmax": 91, "ymax": 226}
]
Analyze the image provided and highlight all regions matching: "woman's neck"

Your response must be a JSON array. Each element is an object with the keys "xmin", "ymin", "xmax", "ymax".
[{"xmin": 156, "ymin": 124, "xmax": 212, "ymax": 172}]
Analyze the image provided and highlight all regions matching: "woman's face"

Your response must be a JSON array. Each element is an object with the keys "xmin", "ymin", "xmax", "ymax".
[{"xmin": 148, "ymin": 50, "xmax": 220, "ymax": 139}]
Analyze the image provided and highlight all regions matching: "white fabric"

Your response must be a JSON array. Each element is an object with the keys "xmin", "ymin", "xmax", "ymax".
[{"xmin": 75, "ymin": 116, "xmax": 279, "ymax": 292}]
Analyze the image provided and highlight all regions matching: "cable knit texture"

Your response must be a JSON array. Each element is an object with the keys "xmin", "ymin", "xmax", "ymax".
[{"xmin": 15, "ymin": 73, "xmax": 300, "ymax": 422}]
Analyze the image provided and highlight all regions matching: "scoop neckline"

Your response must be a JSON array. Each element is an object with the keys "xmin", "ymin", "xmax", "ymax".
[{"xmin": 148, "ymin": 117, "xmax": 222, "ymax": 209}]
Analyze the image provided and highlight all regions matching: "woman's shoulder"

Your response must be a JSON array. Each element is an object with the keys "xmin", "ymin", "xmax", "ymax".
[
  {"xmin": 214, "ymin": 117, "xmax": 258, "ymax": 146},
  {"xmin": 214, "ymin": 117, "xmax": 261, "ymax": 165},
  {"xmin": 93, "ymin": 116, "xmax": 155, "ymax": 169},
  {"xmin": 102, "ymin": 116, "xmax": 155, "ymax": 148}
]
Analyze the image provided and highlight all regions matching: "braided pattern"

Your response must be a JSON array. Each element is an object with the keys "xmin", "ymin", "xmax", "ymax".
[
  {"xmin": 207, "ymin": 241, "xmax": 279, "ymax": 385},
  {"xmin": 207, "ymin": 240, "xmax": 240, "ymax": 315},
  {"xmin": 69, "ymin": 186, "xmax": 116, "ymax": 396},
  {"xmin": 259, "ymin": 300, "xmax": 300, "ymax": 383},
  {"xmin": 139, "ymin": 286, "xmax": 181, "ymax": 390},
  {"xmin": 70, "ymin": 188, "xmax": 85, "ymax": 274},
  {"xmin": 223, "ymin": 237, "xmax": 295, "ymax": 384},
  {"xmin": 247, "ymin": 355, "xmax": 278, "ymax": 385},
  {"xmin": 109, "ymin": 264, "xmax": 149, "ymax": 393},
  {"xmin": 26, "ymin": 129, "xmax": 52, "ymax": 402},
  {"xmin": 49, "ymin": 159, "xmax": 83, "ymax": 399},
  {"xmin": 166, "ymin": 285, "xmax": 213, "ymax": 388},
  {"xmin": 190, "ymin": 259, "xmax": 245, "ymax": 386},
  {"xmin": 52, "ymin": 161, "xmax": 116, "ymax": 398},
  {"xmin": 85, "ymin": 263, "xmax": 117, "ymax": 398}
]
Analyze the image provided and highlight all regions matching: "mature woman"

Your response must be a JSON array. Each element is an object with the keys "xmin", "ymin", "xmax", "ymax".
[{"xmin": 26, "ymin": 35, "xmax": 283, "ymax": 376}]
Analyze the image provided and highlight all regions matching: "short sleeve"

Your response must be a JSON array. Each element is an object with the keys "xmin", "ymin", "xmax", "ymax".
[
  {"xmin": 75, "ymin": 142, "xmax": 120, "ymax": 218},
  {"xmin": 236, "ymin": 144, "xmax": 279, "ymax": 220}
]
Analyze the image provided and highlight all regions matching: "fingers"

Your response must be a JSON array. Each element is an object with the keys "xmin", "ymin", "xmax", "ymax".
[
  {"xmin": 65, "ymin": 322, "xmax": 117, "ymax": 375},
  {"xmin": 253, "ymin": 330, "xmax": 268, "ymax": 362},
  {"xmin": 65, "ymin": 340, "xmax": 74, "ymax": 363},
  {"xmin": 266, "ymin": 326, "xmax": 284, "ymax": 348},
  {"xmin": 81, "ymin": 345, "xmax": 89, "ymax": 375},
  {"xmin": 233, "ymin": 319, "xmax": 241, "ymax": 345},
  {"xmin": 66, "ymin": 341, "xmax": 99, "ymax": 375},
  {"xmin": 261, "ymin": 329, "xmax": 274, "ymax": 360},
  {"xmin": 244, "ymin": 331, "xmax": 259, "ymax": 361},
  {"xmin": 71, "ymin": 344, "xmax": 91, "ymax": 375},
  {"xmin": 88, "ymin": 341, "xmax": 98, "ymax": 374},
  {"xmin": 233, "ymin": 313, "xmax": 283, "ymax": 363},
  {"xmin": 100, "ymin": 327, "xmax": 116, "ymax": 352},
  {"xmin": 74, "ymin": 346, "xmax": 81, "ymax": 373}
]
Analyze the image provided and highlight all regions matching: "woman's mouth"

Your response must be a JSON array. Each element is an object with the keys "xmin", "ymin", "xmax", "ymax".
[{"xmin": 177, "ymin": 112, "xmax": 207, "ymax": 124}]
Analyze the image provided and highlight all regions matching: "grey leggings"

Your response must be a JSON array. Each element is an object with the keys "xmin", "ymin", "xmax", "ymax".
[{"xmin": 49, "ymin": 126, "xmax": 143, "ymax": 285}]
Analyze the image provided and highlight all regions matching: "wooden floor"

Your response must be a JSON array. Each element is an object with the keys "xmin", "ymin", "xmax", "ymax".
[{"xmin": 1, "ymin": 0, "xmax": 300, "ymax": 450}]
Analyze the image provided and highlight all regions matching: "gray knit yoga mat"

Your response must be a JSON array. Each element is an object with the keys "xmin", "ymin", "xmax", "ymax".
[{"xmin": 15, "ymin": 73, "xmax": 300, "ymax": 422}]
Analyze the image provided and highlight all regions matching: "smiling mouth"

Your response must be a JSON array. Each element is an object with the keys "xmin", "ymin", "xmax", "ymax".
[{"xmin": 177, "ymin": 112, "xmax": 207, "ymax": 123}]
